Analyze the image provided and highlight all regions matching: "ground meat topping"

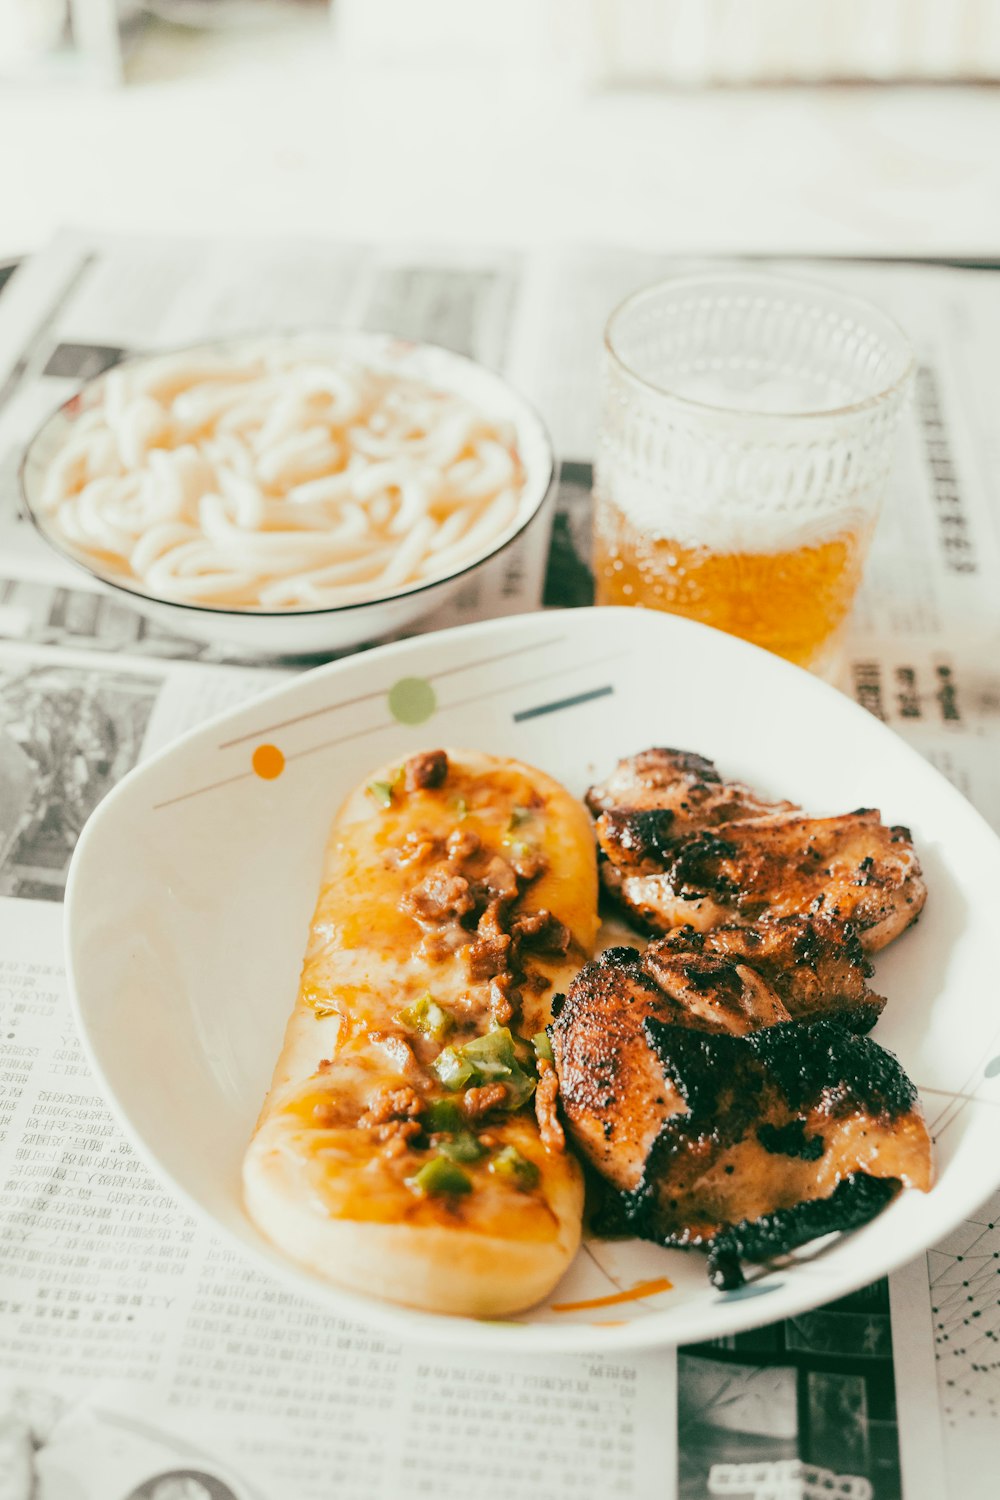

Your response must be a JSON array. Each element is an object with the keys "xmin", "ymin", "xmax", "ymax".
[
  {"xmin": 466, "ymin": 901, "xmax": 513, "ymax": 980},
  {"xmin": 358, "ymin": 1084, "xmax": 422, "ymax": 1128},
  {"xmin": 393, "ymin": 785, "xmax": 559, "ymax": 1014},
  {"xmin": 488, "ymin": 973, "xmax": 520, "ymax": 1026},
  {"xmin": 446, "ymin": 827, "xmax": 480, "ymax": 859},
  {"xmin": 404, "ymin": 749, "xmax": 449, "ymax": 792},
  {"xmin": 535, "ymin": 1057, "xmax": 565, "ymax": 1152},
  {"xmin": 511, "ymin": 909, "xmax": 571, "ymax": 956},
  {"xmin": 378, "ymin": 1121, "xmax": 424, "ymax": 1158},
  {"xmin": 508, "ymin": 846, "xmax": 546, "ymax": 883},
  {"xmin": 402, "ymin": 870, "xmax": 475, "ymax": 924},
  {"xmin": 369, "ymin": 1118, "xmax": 422, "ymax": 1147},
  {"xmin": 392, "ymin": 830, "xmax": 443, "ymax": 868},
  {"xmin": 311, "ymin": 1096, "xmax": 345, "ymax": 1127},
  {"xmin": 367, "ymin": 1032, "xmax": 420, "ymax": 1076},
  {"xmin": 472, "ymin": 855, "xmax": 520, "ymax": 907},
  {"xmin": 419, "ymin": 927, "xmax": 470, "ymax": 964},
  {"xmin": 462, "ymin": 1082, "xmax": 508, "ymax": 1119}
]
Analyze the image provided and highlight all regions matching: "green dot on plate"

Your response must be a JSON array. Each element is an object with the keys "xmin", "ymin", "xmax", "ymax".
[
  {"xmin": 985, "ymin": 1057, "xmax": 1000, "ymax": 1079},
  {"xmin": 388, "ymin": 676, "xmax": 437, "ymax": 725}
]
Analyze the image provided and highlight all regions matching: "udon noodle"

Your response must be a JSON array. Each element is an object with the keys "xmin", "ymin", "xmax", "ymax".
[{"xmin": 37, "ymin": 346, "xmax": 528, "ymax": 611}]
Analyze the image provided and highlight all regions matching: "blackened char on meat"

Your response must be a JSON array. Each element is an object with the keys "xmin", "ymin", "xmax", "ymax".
[
  {"xmin": 705, "ymin": 1174, "xmax": 901, "ymax": 1290},
  {"xmin": 587, "ymin": 747, "xmax": 791, "ymax": 822},
  {"xmin": 587, "ymin": 747, "xmax": 794, "ymax": 828},
  {"xmin": 552, "ymin": 938, "xmax": 931, "ymax": 1287},
  {"xmin": 576, "ymin": 1015, "xmax": 931, "ymax": 1284},
  {"xmin": 648, "ymin": 914, "xmax": 885, "ymax": 1033},
  {"xmin": 567, "ymin": 746, "xmax": 931, "ymax": 1285},
  {"xmin": 588, "ymin": 748, "xmax": 927, "ymax": 953}
]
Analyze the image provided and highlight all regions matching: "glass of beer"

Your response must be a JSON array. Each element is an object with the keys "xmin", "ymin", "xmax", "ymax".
[{"xmin": 593, "ymin": 273, "xmax": 915, "ymax": 674}]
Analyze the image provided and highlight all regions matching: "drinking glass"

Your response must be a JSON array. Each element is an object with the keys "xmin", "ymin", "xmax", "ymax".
[{"xmin": 593, "ymin": 273, "xmax": 915, "ymax": 675}]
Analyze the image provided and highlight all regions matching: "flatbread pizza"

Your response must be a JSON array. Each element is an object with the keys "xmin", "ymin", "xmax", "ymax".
[{"xmin": 243, "ymin": 748, "xmax": 598, "ymax": 1316}]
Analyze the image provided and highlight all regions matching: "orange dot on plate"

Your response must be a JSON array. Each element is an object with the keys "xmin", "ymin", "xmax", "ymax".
[{"xmin": 252, "ymin": 743, "xmax": 285, "ymax": 780}]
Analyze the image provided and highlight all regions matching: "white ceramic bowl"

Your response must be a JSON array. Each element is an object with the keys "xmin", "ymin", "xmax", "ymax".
[
  {"xmin": 20, "ymin": 332, "xmax": 555, "ymax": 656},
  {"xmin": 66, "ymin": 608, "xmax": 1000, "ymax": 1351}
]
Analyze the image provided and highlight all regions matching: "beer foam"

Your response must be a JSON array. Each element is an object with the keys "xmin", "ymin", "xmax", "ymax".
[{"xmin": 596, "ymin": 464, "xmax": 879, "ymax": 555}]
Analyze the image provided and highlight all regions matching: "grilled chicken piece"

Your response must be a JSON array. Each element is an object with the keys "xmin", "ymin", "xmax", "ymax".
[
  {"xmin": 589, "ymin": 750, "xmax": 926, "ymax": 952},
  {"xmin": 649, "ymin": 915, "xmax": 884, "ymax": 1033},
  {"xmin": 704, "ymin": 1175, "xmax": 902, "ymax": 1290},
  {"xmin": 551, "ymin": 926, "xmax": 882, "ymax": 1194},
  {"xmin": 551, "ymin": 944, "xmax": 776, "ymax": 1197},
  {"xmin": 602, "ymin": 810, "xmax": 926, "ymax": 952},
  {"xmin": 586, "ymin": 747, "xmax": 794, "ymax": 829},
  {"xmin": 551, "ymin": 947, "xmax": 931, "ymax": 1285}
]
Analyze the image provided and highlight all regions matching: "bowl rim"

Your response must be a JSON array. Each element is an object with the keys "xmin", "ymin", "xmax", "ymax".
[{"xmin": 18, "ymin": 328, "xmax": 557, "ymax": 620}]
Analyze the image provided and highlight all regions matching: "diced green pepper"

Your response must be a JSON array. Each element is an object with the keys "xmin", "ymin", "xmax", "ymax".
[
  {"xmin": 408, "ymin": 1156, "xmax": 472, "ymax": 1196},
  {"xmin": 460, "ymin": 1028, "xmax": 520, "ymax": 1080},
  {"xmin": 430, "ymin": 1027, "xmax": 537, "ymax": 1108},
  {"xmin": 438, "ymin": 1132, "xmax": 485, "ymax": 1163},
  {"xmin": 423, "ymin": 1098, "xmax": 465, "ymax": 1133},
  {"xmin": 430, "ymin": 1046, "xmax": 476, "ymax": 1091},
  {"xmin": 461, "ymin": 1028, "xmax": 536, "ymax": 1109},
  {"xmin": 532, "ymin": 1030, "xmax": 553, "ymax": 1063},
  {"xmin": 489, "ymin": 1146, "xmax": 540, "ymax": 1191},
  {"xmin": 508, "ymin": 805, "xmax": 532, "ymax": 831},
  {"xmin": 395, "ymin": 993, "xmax": 453, "ymax": 1041},
  {"xmin": 366, "ymin": 766, "xmax": 404, "ymax": 808},
  {"xmin": 452, "ymin": 796, "xmax": 469, "ymax": 821}
]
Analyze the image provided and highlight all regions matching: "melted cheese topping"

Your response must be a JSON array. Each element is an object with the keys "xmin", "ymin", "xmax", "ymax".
[{"xmin": 243, "ymin": 749, "xmax": 598, "ymax": 1314}]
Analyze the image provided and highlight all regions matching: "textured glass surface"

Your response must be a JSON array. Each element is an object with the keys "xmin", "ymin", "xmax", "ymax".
[{"xmin": 594, "ymin": 274, "xmax": 914, "ymax": 671}]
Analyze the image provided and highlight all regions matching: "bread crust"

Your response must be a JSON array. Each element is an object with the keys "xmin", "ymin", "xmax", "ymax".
[{"xmin": 243, "ymin": 748, "xmax": 597, "ymax": 1316}]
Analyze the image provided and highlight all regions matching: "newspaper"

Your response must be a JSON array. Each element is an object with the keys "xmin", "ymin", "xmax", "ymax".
[{"xmin": 0, "ymin": 231, "xmax": 999, "ymax": 1499}]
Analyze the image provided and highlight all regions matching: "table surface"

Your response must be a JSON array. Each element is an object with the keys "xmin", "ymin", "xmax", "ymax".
[
  {"xmin": 5, "ymin": 10, "xmax": 1000, "ymax": 263},
  {"xmin": 1, "ymin": 40, "xmax": 999, "ymax": 1489}
]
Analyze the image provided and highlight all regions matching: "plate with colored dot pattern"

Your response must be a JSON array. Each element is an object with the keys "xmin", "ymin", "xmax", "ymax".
[{"xmin": 65, "ymin": 607, "xmax": 1000, "ymax": 1350}]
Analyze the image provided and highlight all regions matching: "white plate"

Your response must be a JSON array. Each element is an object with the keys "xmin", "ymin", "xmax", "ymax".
[{"xmin": 65, "ymin": 607, "xmax": 1000, "ymax": 1351}]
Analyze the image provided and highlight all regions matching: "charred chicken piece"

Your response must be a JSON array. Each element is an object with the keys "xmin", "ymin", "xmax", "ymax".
[
  {"xmin": 549, "ymin": 944, "xmax": 780, "ymax": 1196},
  {"xmin": 590, "ymin": 749, "xmax": 926, "ymax": 952},
  {"xmin": 565, "ymin": 749, "xmax": 929, "ymax": 1284},
  {"xmin": 552, "ymin": 953, "xmax": 931, "ymax": 1284},
  {"xmin": 704, "ymin": 1174, "xmax": 901, "ymax": 1290},
  {"xmin": 648, "ymin": 914, "xmax": 885, "ymax": 1033},
  {"xmin": 586, "ymin": 747, "xmax": 795, "ymax": 829},
  {"xmin": 551, "ymin": 928, "xmax": 883, "ymax": 1194},
  {"xmin": 625, "ymin": 1017, "xmax": 927, "ymax": 1235},
  {"xmin": 612, "ymin": 810, "xmax": 927, "ymax": 952}
]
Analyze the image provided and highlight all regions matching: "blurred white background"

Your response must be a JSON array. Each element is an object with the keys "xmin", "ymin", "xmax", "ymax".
[{"xmin": 3, "ymin": 0, "xmax": 1000, "ymax": 260}]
